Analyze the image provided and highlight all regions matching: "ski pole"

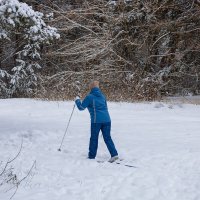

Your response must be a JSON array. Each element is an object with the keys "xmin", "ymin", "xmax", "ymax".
[{"xmin": 58, "ymin": 104, "xmax": 76, "ymax": 152}]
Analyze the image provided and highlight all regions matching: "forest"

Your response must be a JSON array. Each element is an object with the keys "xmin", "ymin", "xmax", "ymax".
[{"xmin": 1, "ymin": 0, "xmax": 200, "ymax": 101}]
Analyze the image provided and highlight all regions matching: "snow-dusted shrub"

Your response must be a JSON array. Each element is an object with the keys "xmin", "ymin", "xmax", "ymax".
[
  {"xmin": 0, "ymin": 0, "xmax": 60, "ymax": 98},
  {"xmin": 0, "ymin": 165, "xmax": 18, "ymax": 188},
  {"xmin": 11, "ymin": 0, "xmax": 200, "ymax": 101}
]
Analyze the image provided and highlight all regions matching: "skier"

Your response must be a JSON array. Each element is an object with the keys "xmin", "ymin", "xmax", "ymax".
[{"xmin": 75, "ymin": 81, "xmax": 118, "ymax": 163}]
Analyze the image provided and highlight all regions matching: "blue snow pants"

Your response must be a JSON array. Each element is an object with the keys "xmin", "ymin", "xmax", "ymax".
[{"xmin": 88, "ymin": 122, "xmax": 118, "ymax": 159}]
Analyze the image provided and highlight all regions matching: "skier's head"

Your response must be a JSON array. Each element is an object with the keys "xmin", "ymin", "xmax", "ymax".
[{"xmin": 89, "ymin": 80, "xmax": 99, "ymax": 89}]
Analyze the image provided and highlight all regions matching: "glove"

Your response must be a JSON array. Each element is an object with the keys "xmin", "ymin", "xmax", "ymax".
[{"xmin": 75, "ymin": 96, "xmax": 80, "ymax": 101}]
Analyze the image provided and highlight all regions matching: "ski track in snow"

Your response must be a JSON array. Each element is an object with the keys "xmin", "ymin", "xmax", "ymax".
[{"xmin": 0, "ymin": 99, "xmax": 200, "ymax": 200}]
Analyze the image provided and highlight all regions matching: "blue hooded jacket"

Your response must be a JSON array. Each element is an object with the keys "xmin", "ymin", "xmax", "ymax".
[{"xmin": 75, "ymin": 87, "xmax": 111, "ymax": 123}]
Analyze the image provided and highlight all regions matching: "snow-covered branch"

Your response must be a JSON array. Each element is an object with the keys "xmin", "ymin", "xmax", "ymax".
[{"xmin": 0, "ymin": 0, "xmax": 60, "ymax": 97}]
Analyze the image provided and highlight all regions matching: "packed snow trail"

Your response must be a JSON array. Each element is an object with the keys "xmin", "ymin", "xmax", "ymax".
[{"xmin": 0, "ymin": 99, "xmax": 200, "ymax": 200}]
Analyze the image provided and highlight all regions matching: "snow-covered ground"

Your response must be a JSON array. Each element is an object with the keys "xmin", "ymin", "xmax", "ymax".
[
  {"xmin": 1, "ymin": 99, "xmax": 200, "ymax": 200},
  {"xmin": 164, "ymin": 95, "xmax": 200, "ymax": 105}
]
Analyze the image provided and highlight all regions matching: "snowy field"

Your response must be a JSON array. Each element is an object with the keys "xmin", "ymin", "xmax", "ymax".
[{"xmin": 1, "ymin": 99, "xmax": 200, "ymax": 200}]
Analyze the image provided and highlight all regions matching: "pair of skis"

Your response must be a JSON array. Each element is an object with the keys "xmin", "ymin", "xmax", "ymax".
[{"xmin": 97, "ymin": 159, "xmax": 137, "ymax": 168}]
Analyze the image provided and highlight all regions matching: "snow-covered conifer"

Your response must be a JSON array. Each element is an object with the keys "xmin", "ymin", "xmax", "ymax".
[{"xmin": 0, "ymin": 0, "xmax": 60, "ymax": 97}]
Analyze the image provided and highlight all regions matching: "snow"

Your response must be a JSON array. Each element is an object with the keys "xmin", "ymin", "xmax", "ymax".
[
  {"xmin": 165, "ymin": 95, "xmax": 200, "ymax": 105},
  {"xmin": 1, "ymin": 99, "xmax": 200, "ymax": 200}
]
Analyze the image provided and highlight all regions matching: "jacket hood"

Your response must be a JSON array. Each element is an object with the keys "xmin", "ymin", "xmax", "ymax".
[{"xmin": 90, "ymin": 87, "xmax": 102, "ymax": 97}]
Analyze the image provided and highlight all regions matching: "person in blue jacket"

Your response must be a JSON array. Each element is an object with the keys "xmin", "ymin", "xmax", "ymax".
[{"xmin": 75, "ymin": 81, "xmax": 118, "ymax": 162}]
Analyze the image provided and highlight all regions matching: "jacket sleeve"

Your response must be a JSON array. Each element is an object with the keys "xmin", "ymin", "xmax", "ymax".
[
  {"xmin": 75, "ymin": 95, "xmax": 90, "ymax": 111},
  {"xmin": 105, "ymin": 99, "xmax": 108, "ymax": 109},
  {"xmin": 103, "ymin": 94, "xmax": 108, "ymax": 109}
]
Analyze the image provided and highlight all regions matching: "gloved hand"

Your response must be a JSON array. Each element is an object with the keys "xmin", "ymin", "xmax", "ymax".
[{"xmin": 75, "ymin": 96, "xmax": 80, "ymax": 101}]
